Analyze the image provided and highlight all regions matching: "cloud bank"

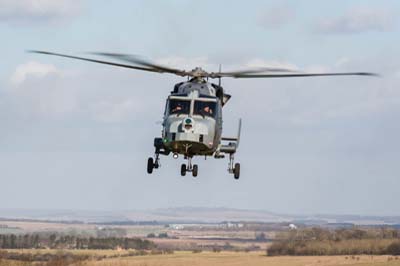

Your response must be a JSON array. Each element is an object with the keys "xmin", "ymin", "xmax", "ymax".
[
  {"xmin": 316, "ymin": 7, "xmax": 395, "ymax": 34},
  {"xmin": 257, "ymin": 6, "xmax": 295, "ymax": 30},
  {"xmin": 11, "ymin": 61, "xmax": 60, "ymax": 86},
  {"xmin": 0, "ymin": 0, "xmax": 82, "ymax": 22}
]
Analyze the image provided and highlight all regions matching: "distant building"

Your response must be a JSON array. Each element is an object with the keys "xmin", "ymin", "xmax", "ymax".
[
  {"xmin": 222, "ymin": 222, "xmax": 244, "ymax": 229},
  {"xmin": 171, "ymin": 224, "xmax": 184, "ymax": 230},
  {"xmin": 289, "ymin": 224, "xmax": 297, "ymax": 230}
]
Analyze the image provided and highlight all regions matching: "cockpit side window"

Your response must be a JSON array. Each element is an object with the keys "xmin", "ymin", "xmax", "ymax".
[
  {"xmin": 194, "ymin": 101, "xmax": 217, "ymax": 118},
  {"xmin": 168, "ymin": 99, "xmax": 190, "ymax": 115}
]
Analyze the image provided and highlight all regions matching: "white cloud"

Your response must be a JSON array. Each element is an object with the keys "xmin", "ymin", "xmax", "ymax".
[
  {"xmin": 316, "ymin": 7, "xmax": 395, "ymax": 34},
  {"xmin": 335, "ymin": 57, "xmax": 351, "ymax": 68},
  {"xmin": 10, "ymin": 61, "xmax": 60, "ymax": 86},
  {"xmin": 7, "ymin": 61, "xmax": 82, "ymax": 117},
  {"xmin": 156, "ymin": 56, "xmax": 212, "ymax": 71},
  {"xmin": 7, "ymin": 60, "xmax": 159, "ymax": 121},
  {"xmin": 395, "ymin": 70, "xmax": 400, "ymax": 79},
  {"xmin": 257, "ymin": 6, "xmax": 295, "ymax": 30},
  {"xmin": 243, "ymin": 58, "xmax": 299, "ymax": 71},
  {"xmin": 304, "ymin": 65, "xmax": 331, "ymax": 73},
  {"xmin": 0, "ymin": 0, "xmax": 82, "ymax": 22},
  {"xmin": 90, "ymin": 99, "xmax": 142, "ymax": 123}
]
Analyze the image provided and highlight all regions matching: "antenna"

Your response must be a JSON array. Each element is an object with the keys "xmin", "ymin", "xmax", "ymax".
[{"xmin": 218, "ymin": 64, "xmax": 222, "ymax": 86}]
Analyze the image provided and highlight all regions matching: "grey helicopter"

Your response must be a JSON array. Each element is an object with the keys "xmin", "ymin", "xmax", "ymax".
[{"xmin": 29, "ymin": 50, "xmax": 376, "ymax": 179}]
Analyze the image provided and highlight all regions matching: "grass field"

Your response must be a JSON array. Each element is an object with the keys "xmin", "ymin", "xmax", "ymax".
[
  {"xmin": 84, "ymin": 252, "xmax": 400, "ymax": 266},
  {"xmin": 1, "ymin": 222, "xmax": 400, "ymax": 265},
  {"xmin": 3, "ymin": 250, "xmax": 400, "ymax": 266}
]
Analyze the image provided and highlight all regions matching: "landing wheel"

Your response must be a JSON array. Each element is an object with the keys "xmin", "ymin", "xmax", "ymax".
[
  {"xmin": 180, "ymin": 164, "xmax": 187, "ymax": 176},
  {"xmin": 147, "ymin": 157, "xmax": 154, "ymax": 174},
  {"xmin": 192, "ymin": 164, "xmax": 198, "ymax": 177},
  {"xmin": 234, "ymin": 163, "xmax": 240, "ymax": 179}
]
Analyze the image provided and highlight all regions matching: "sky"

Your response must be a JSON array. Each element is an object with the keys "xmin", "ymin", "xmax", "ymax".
[{"xmin": 0, "ymin": 0, "xmax": 399, "ymax": 216}]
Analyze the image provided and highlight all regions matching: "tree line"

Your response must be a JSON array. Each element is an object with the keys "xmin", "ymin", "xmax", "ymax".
[
  {"xmin": 267, "ymin": 227, "xmax": 400, "ymax": 256},
  {"xmin": 0, "ymin": 234, "xmax": 155, "ymax": 250}
]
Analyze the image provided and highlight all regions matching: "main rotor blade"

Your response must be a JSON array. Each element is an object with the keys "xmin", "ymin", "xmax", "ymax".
[
  {"xmin": 91, "ymin": 52, "xmax": 187, "ymax": 76},
  {"xmin": 214, "ymin": 67, "xmax": 297, "ymax": 78},
  {"xmin": 28, "ymin": 50, "xmax": 165, "ymax": 74},
  {"xmin": 228, "ymin": 72, "xmax": 378, "ymax": 78}
]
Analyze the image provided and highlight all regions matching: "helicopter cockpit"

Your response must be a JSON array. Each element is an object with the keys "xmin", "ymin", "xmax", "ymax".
[
  {"xmin": 194, "ymin": 100, "xmax": 216, "ymax": 118},
  {"xmin": 167, "ymin": 97, "xmax": 217, "ymax": 118},
  {"xmin": 168, "ymin": 99, "xmax": 190, "ymax": 115}
]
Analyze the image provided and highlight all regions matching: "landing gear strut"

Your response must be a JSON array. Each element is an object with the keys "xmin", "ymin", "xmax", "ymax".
[
  {"xmin": 180, "ymin": 156, "xmax": 198, "ymax": 177},
  {"xmin": 228, "ymin": 154, "xmax": 240, "ymax": 179},
  {"xmin": 147, "ymin": 137, "xmax": 171, "ymax": 174}
]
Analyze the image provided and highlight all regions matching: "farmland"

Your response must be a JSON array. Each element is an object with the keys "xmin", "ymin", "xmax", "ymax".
[
  {"xmin": 82, "ymin": 252, "xmax": 400, "ymax": 266},
  {"xmin": 1, "ymin": 217, "xmax": 400, "ymax": 265},
  {"xmin": 1, "ymin": 250, "xmax": 400, "ymax": 266}
]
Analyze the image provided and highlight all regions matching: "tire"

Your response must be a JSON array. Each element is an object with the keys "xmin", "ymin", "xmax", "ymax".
[
  {"xmin": 180, "ymin": 164, "xmax": 186, "ymax": 176},
  {"xmin": 192, "ymin": 164, "xmax": 198, "ymax": 177},
  {"xmin": 234, "ymin": 163, "xmax": 240, "ymax": 179},
  {"xmin": 147, "ymin": 157, "xmax": 154, "ymax": 174}
]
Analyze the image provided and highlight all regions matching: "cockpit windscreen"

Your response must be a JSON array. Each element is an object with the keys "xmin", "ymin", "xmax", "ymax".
[
  {"xmin": 194, "ymin": 101, "xmax": 216, "ymax": 118},
  {"xmin": 168, "ymin": 99, "xmax": 190, "ymax": 115}
]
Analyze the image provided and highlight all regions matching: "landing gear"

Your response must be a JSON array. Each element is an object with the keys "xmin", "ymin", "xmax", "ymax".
[
  {"xmin": 147, "ymin": 153, "xmax": 160, "ymax": 174},
  {"xmin": 234, "ymin": 163, "xmax": 240, "ymax": 179},
  {"xmin": 147, "ymin": 137, "xmax": 171, "ymax": 174},
  {"xmin": 180, "ymin": 157, "xmax": 198, "ymax": 177},
  {"xmin": 192, "ymin": 164, "xmax": 198, "ymax": 177},
  {"xmin": 181, "ymin": 164, "xmax": 186, "ymax": 176},
  {"xmin": 228, "ymin": 154, "xmax": 240, "ymax": 179},
  {"xmin": 147, "ymin": 158, "xmax": 154, "ymax": 174},
  {"xmin": 147, "ymin": 157, "xmax": 154, "ymax": 174}
]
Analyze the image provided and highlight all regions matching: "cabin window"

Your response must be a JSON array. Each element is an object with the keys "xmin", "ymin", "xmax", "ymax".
[
  {"xmin": 194, "ymin": 101, "xmax": 217, "ymax": 118},
  {"xmin": 168, "ymin": 99, "xmax": 190, "ymax": 115}
]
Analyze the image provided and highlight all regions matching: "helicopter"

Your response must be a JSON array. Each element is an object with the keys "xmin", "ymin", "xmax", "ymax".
[{"xmin": 29, "ymin": 50, "xmax": 376, "ymax": 179}]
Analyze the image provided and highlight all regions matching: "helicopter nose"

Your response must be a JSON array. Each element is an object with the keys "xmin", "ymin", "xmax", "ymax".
[{"xmin": 183, "ymin": 117, "xmax": 193, "ymax": 130}]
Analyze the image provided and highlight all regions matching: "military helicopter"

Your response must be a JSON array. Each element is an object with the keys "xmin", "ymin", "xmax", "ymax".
[{"xmin": 29, "ymin": 50, "xmax": 376, "ymax": 179}]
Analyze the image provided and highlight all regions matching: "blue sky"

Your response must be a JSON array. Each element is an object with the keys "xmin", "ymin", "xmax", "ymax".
[{"xmin": 0, "ymin": 0, "xmax": 399, "ymax": 216}]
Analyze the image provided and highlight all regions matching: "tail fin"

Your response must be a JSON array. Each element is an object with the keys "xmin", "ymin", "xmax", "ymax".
[{"xmin": 220, "ymin": 119, "xmax": 242, "ymax": 154}]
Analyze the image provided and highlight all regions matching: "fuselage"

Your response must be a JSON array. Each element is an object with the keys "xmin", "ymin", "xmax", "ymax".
[{"xmin": 161, "ymin": 79, "xmax": 224, "ymax": 157}]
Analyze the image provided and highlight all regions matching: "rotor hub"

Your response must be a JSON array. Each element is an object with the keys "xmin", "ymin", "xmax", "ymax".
[{"xmin": 190, "ymin": 67, "xmax": 208, "ymax": 78}]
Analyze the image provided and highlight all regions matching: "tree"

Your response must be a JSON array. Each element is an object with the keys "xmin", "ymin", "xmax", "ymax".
[
  {"xmin": 255, "ymin": 232, "xmax": 266, "ymax": 241},
  {"xmin": 158, "ymin": 233, "xmax": 168, "ymax": 238},
  {"xmin": 387, "ymin": 241, "xmax": 400, "ymax": 255}
]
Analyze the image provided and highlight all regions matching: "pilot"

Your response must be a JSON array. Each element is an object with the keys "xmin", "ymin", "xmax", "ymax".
[
  {"xmin": 203, "ymin": 105, "xmax": 213, "ymax": 115},
  {"xmin": 172, "ymin": 104, "xmax": 183, "ymax": 113}
]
